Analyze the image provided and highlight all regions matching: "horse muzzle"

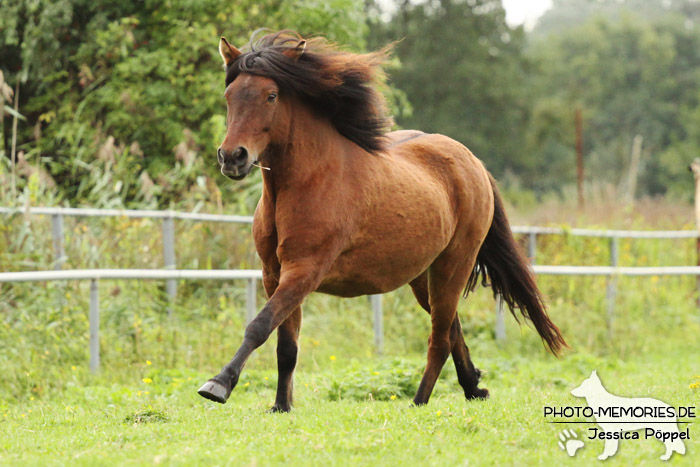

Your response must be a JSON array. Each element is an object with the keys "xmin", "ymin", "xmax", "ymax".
[{"xmin": 218, "ymin": 146, "xmax": 252, "ymax": 180}]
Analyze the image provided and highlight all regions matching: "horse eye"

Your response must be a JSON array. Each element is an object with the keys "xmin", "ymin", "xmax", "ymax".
[{"xmin": 267, "ymin": 93, "xmax": 277, "ymax": 103}]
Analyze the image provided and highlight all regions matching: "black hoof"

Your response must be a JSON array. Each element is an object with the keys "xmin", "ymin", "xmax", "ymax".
[
  {"xmin": 466, "ymin": 387, "xmax": 489, "ymax": 400},
  {"xmin": 198, "ymin": 379, "xmax": 231, "ymax": 404},
  {"xmin": 267, "ymin": 404, "xmax": 292, "ymax": 413}
]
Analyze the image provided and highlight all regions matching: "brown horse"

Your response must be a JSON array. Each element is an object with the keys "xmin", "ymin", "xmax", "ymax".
[{"xmin": 198, "ymin": 30, "xmax": 566, "ymax": 411}]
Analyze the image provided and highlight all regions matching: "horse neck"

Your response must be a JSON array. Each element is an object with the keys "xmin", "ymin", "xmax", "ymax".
[{"xmin": 264, "ymin": 104, "xmax": 347, "ymax": 193}]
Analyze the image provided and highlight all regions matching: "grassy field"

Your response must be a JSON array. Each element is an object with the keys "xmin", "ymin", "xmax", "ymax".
[
  {"xmin": 1, "ymin": 345, "xmax": 698, "ymax": 466},
  {"xmin": 2, "ymin": 197, "xmax": 700, "ymax": 465}
]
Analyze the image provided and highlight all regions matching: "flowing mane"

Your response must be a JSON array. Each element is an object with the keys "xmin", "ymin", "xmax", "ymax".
[{"xmin": 225, "ymin": 30, "xmax": 393, "ymax": 154}]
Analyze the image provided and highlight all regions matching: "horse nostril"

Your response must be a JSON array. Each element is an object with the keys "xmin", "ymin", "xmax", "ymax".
[
  {"xmin": 217, "ymin": 148, "xmax": 225, "ymax": 164},
  {"xmin": 233, "ymin": 147, "xmax": 248, "ymax": 165}
]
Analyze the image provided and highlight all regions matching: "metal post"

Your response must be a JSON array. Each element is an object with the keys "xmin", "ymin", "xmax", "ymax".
[
  {"xmin": 370, "ymin": 294, "xmax": 383, "ymax": 355},
  {"xmin": 51, "ymin": 214, "xmax": 65, "ymax": 270},
  {"xmin": 606, "ymin": 237, "xmax": 619, "ymax": 338},
  {"xmin": 528, "ymin": 232, "xmax": 537, "ymax": 265},
  {"xmin": 89, "ymin": 279, "xmax": 100, "ymax": 373},
  {"xmin": 162, "ymin": 216, "xmax": 176, "ymax": 312},
  {"xmin": 246, "ymin": 278, "xmax": 257, "ymax": 324},
  {"xmin": 495, "ymin": 295, "xmax": 505, "ymax": 342}
]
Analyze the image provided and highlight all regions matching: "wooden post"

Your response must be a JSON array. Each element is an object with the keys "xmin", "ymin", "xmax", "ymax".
[
  {"xmin": 689, "ymin": 158, "xmax": 700, "ymax": 308},
  {"xmin": 575, "ymin": 108, "xmax": 584, "ymax": 208},
  {"xmin": 10, "ymin": 80, "xmax": 19, "ymax": 200},
  {"xmin": 624, "ymin": 135, "xmax": 643, "ymax": 204}
]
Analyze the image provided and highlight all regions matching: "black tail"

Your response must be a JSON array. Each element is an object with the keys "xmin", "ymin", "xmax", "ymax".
[{"xmin": 466, "ymin": 175, "xmax": 567, "ymax": 355}]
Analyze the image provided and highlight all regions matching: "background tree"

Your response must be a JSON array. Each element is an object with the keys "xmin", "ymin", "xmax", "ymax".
[
  {"xmin": 527, "ymin": 5, "xmax": 700, "ymax": 197},
  {"xmin": 0, "ymin": 0, "xmax": 368, "ymax": 207},
  {"xmin": 368, "ymin": 0, "xmax": 531, "ymax": 178}
]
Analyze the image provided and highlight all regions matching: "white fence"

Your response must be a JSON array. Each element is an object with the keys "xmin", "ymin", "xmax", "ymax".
[{"xmin": 1, "ymin": 206, "xmax": 699, "ymax": 372}]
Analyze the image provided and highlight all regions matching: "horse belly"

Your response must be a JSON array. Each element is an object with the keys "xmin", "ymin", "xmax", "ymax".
[{"xmin": 317, "ymin": 204, "xmax": 453, "ymax": 297}]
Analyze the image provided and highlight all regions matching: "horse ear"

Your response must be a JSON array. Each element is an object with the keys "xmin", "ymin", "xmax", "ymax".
[
  {"xmin": 219, "ymin": 37, "xmax": 241, "ymax": 67},
  {"xmin": 283, "ymin": 40, "xmax": 306, "ymax": 61}
]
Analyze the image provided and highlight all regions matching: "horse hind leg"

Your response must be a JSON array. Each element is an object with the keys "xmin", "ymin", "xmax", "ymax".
[
  {"xmin": 450, "ymin": 316, "xmax": 488, "ymax": 399},
  {"xmin": 410, "ymin": 274, "xmax": 487, "ymax": 401},
  {"xmin": 269, "ymin": 306, "xmax": 302, "ymax": 413},
  {"xmin": 411, "ymin": 251, "xmax": 485, "ymax": 405}
]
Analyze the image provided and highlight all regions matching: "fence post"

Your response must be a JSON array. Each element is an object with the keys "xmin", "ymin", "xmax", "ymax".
[
  {"xmin": 606, "ymin": 237, "xmax": 619, "ymax": 338},
  {"xmin": 370, "ymin": 294, "xmax": 383, "ymax": 355},
  {"xmin": 162, "ymin": 215, "xmax": 176, "ymax": 313},
  {"xmin": 89, "ymin": 279, "xmax": 100, "ymax": 373},
  {"xmin": 528, "ymin": 232, "xmax": 537, "ymax": 265},
  {"xmin": 246, "ymin": 278, "xmax": 257, "ymax": 325},
  {"xmin": 495, "ymin": 295, "xmax": 505, "ymax": 342},
  {"xmin": 51, "ymin": 213, "xmax": 65, "ymax": 270},
  {"xmin": 690, "ymin": 158, "xmax": 700, "ymax": 315}
]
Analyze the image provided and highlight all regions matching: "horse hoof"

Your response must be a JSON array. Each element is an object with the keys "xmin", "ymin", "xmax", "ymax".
[
  {"xmin": 267, "ymin": 404, "xmax": 292, "ymax": 413},
  {"xmin": 198, "ymin": 380, "xmax": 230, "ymax": 404},
  {"xmin": 466, "ymin": 388, "xmax": 489, "ymax": 400}
]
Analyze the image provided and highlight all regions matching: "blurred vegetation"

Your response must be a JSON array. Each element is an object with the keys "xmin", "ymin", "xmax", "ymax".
[
  {"xmin": 2, "ymin": 0, "xmax": 700, "ymax": 410},
  {"xmin": 2, "ymin": 0, "xmax": 700, "ymax": 206},
  {"xmin": 368, "ymin": 0, "xmax": 700, "ymax": 198},
  {"xmin": 0, "ymin": 0, "xmax": 369, "ymax": 208}
]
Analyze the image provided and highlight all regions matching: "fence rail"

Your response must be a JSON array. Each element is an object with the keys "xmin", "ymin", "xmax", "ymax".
[
  {"xmin": 3, "ymin": 206, "xmax": 700, "ymax": 372},
  {"xmin": 0, "ymin": 206, "xmax": 254, "ymax": 223}
]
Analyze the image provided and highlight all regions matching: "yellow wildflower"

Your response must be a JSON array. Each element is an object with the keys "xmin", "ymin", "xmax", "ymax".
[
  {"xmin": 390, "ymin": 395, "xmax": 397, "ymax": 400},
  {"xmin": 142, "ymin": 378, "xmax": 152, "ymax": 384},
  {"xmin": 330, "ymin": 355, "xmax": 336, "ymax": 361}
]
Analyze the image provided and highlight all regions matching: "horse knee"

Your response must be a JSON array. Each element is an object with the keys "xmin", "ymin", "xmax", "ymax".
[{"xmin": 244, "ymin": 313, "xmax": 273, "ymax": 347}]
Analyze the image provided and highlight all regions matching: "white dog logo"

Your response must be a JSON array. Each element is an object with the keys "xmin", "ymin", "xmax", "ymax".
[{"xmin": 570, "ymin": 371, "xmax": 686, "ymax": 461}]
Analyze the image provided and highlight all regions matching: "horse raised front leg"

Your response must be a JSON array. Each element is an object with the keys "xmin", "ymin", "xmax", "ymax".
[{"xmin": 198, "ymin": 266, "xmax": 316, "ymax": 404}]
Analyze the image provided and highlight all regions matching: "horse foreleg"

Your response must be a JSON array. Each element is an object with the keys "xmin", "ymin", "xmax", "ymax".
[
  {"xmin": 270, "ymin": 306, "xmax": 302, "ymax": 412},
  {"xmin": 198, "ymin": 266, "xmax": 315, "ymax": 404}
]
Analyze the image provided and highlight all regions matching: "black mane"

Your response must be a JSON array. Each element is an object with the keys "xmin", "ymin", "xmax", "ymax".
[{"xmin": 225, "ymin": 30, "xmax": 393, "ymax": 154}]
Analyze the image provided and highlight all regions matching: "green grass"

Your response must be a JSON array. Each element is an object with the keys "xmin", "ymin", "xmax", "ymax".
[
  {"xmin": 1, "ymin": 345, "xmax": 698, "ymax": 466},
  {"xmin": 2, "ymin": 197, "xmax": 700, "ymax": 464}
]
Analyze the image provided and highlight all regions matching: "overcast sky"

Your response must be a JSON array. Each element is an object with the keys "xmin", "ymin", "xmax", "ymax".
[
  {"xmin": 376, "ymin": 1, "xmax": 554, "ymax": 29},
  {"xmin": 502, "ymin": 0, "xmax": 553, "ymax": 28}
]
